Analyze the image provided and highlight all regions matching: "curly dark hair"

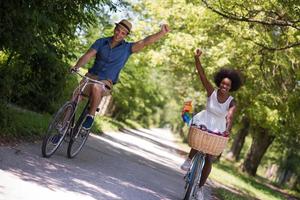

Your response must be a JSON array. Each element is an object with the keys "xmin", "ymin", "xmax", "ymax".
[{"xmin": 214, "ymin": 68, "xmax": 243, "ymax": 91}]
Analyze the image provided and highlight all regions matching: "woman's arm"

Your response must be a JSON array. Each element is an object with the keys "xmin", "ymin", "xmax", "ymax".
[
  {"xmin": 225, "ymin": 100, "xmax": 237, "ymax": 135},
  {"xmin": 194, "ymin": 49, "xmax": 214, "ymax": 96}
]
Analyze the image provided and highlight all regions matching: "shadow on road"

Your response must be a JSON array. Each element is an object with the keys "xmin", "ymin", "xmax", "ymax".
[
  {"xmin": 119, "ymin": 128, "xmax": 188, "ymax": 156},
  {"xmin": 0, "ymin": 128, "xmax": 187, "ymax": 200}
]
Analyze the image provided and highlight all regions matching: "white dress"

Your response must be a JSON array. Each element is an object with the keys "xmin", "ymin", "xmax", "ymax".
[{"xmin": 191, "ymin": 90, "xmax": 233, "ymax": 134}]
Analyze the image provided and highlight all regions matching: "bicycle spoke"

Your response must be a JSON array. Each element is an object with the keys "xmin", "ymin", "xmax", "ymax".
[
  {"xmin": 67, "ymin": 128, "xmax": 90, "ymax": 158},
  {"xmin": 67, "ymin": 101, "xmax": 90, "ymax": 158},
  {"xmin": 41, "ymin": 102, "xmax": 75, "ymax": 158}
]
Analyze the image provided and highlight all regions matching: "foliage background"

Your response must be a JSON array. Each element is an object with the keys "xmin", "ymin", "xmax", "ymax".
[{"xmin": 0, "ymin": 0, "xmax": 299, "ymax": 192}]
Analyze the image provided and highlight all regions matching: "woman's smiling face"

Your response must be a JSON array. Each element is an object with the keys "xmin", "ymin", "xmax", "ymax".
[{"xmin": 219, "ymin": 78, "xmax": 232, "ymax": 94}]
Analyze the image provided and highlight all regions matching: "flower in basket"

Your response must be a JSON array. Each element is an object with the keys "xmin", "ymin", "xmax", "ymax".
[{"xmin": 181, "ymin": 100, "xmax": 193, "ymax": 124}]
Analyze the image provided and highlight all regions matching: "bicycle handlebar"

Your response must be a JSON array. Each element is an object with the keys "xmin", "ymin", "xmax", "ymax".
[{"xmin": 71, "ymin": 70, "xmax": 105, "ymax": 85}]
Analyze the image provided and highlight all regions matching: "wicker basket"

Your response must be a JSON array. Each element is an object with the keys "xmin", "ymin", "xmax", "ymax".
[{"xmin": 188, "ymin": 127, "xmax": 228, "ymax": 156}]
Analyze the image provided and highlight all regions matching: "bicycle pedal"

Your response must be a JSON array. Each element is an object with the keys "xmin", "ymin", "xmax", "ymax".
[
  {"xmin": 63, "ymin": 137, "xmax": 70, "ymax": 143},
  {"xmin": 80, "ymin": 130, "xmax": 89, "ymax": 137}
]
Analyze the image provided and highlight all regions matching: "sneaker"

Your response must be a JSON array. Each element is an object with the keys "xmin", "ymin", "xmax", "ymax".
[
  {"xmin": 180, "ymin": 158, "xmax": 192, "ymax": 171},
  {"xmin": 56, "ymin": 123, "xmax": 63, "ymax": 131},
  {"xmin": 51, "ymin": 134, "xmax": 62, "ymax": 144},
  {"xmin": 195, "ymin": 187, "xmax": 204, "ymax": 200},
  {"xmin": 56, "ymin": 123, "xmax": 67, "ymax": 134},
  {"xmin": 82, "ymin": 115, "xmax": 94, "ymax": 130}
]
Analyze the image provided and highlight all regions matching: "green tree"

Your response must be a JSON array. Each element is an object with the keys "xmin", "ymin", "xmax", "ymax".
[
  {"xmin": 199, "ymin": 0, "xmax": 300, "ymax": 176},
  {"xmin": 0, "ymin": 0, "xmax": 120, "ymax": 113},
  {"xmin": 131, "ymin": 0, "xmax": 300, "ymax": 182}
]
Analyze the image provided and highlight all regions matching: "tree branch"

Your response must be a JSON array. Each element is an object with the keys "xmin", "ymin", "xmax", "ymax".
[
  {"xmin": 201, "ymin": 0, "xmax": 300, "ymax": 30},
  {"xmin": 243, "ymin": 37, "xmax": 300, "ymax": 51}
]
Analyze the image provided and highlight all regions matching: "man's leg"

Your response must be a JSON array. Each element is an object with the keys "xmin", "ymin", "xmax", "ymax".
[
  {"xmin": 82, "ymin": 84, "xmax": 104, "ymax": 130},
  {"xmin": 89, "ymin": 84, "xmax": 104, "ymax": 116}
]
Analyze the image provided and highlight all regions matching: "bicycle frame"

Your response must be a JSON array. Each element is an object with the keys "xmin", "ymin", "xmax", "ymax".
[
  {"xmin": 71, "ymin": 71, "xmax": 106, "ymax": 106},
  {"xmin": 184, "ymin": 151, "xmax": 206, "ymax": 200},
  {"xmin": 185, "ymin": 112, "xmax": 206, "ymax": 193},
  {"xmin": 67, "ymin": 71, "xmax": 106, "ymax": 138},
  {"xmin": 41, "ymin": 70, "xmax": 107, "ymax": 158}
]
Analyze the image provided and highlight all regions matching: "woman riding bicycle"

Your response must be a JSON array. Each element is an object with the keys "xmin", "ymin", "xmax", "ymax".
[{"xmin": 180, "ymin": 49, "xmax": 242, "ymax": 199}]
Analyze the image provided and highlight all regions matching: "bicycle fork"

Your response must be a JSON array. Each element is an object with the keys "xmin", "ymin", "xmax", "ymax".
[
  {"xmin": 71, "ymin": 100, "xmax": 90, "ymax": 139},
  {"xmin": 184, "ymin": 153, "xmax": 206, "ymax": 197}
]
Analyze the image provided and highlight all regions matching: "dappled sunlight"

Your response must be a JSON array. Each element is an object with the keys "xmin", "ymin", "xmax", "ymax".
[
  {"xmin": 0, "ymin": 128, "xmax": 186, "ymax": 200},
  {"xmin": 122, "ymin": 128, "xmax": 188, "ymax": 155},
  {"xmin": 92, "ymin": 128, "xmax": 187, "ymax": 171},
  {"xmin": 0, "ymin": 169, "xmax": 98, "ymax": 200},
  {"xmin": 1, "ymin": 155, "xmax": 75, "ymax": 191},
  {"xmin": 73, "ymin": 179, "xmax": 122, "ymax": 199},
  {"xmin": 109, "ymin": 176, "xmax": 173, "ymax": 200}
]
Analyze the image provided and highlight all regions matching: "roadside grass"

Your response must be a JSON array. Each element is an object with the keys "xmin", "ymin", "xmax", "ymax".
[
  {"xmin": 2, "ymin": 105, "xmax": 51, "ymax": 143},
  {"xmin": 213, "ymin": 187, "xmax": 253, "ymax": 200},
  {"xmin": 92, "ymin": 116, "xmax": 143, "ymax": 134},
  {"xmin": 2, "ymin": 105, "xmax": 142, "ymax": 144},
  {"xmin": 210, "ymin": 159, "xmax": 299, "ymax": 200}
]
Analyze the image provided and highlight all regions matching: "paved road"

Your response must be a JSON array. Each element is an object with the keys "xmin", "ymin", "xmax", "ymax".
[{"xmin": 0, "ymin": 128, "xmax": 212, "ymax": 200}]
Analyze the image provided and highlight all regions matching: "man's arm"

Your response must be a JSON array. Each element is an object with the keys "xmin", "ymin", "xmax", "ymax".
[
  {"xmin": 131, "ymin": 24, "xmax": 170, "ymax": 53},
  {"xmin": 72, "ymin": 48, "xmax": 97, "ymax": 70}
]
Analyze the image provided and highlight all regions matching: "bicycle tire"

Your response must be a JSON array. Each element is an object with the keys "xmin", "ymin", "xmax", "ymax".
[
  {"xmin": 67, "ymin": 129, "xmax": 90, "ymax": 158},
  {"xmin": 183, "ymin": 153, "xmax": 205, "ymax": 200},
  {"xmin": 67, "ymin": 102, "xmax": 89, "ymax": 158},
  {"xmin": 41, "ymin": 102, "xmax": 75, "ymax": 158}
]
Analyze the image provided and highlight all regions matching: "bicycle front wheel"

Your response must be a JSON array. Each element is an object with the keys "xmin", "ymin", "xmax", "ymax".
[
  {"xmin": 41, "ymin": 102, "xmax": 75, "ymax": 158},
  {"xmin": 67, "ymin": 128, "xmax": 90, "ymax": 158},
  {"xmin": 183, "ymin": 154, "xmax": 205, "ymax": 200},
  {"xmin": 67, "ymin": 104, "xmax": 89, "ymax": 158}
]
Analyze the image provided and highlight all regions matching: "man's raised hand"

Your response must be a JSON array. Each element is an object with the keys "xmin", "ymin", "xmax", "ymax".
[
  {"xmin": 70, "ymin": 67, "xmax": 79, "ymax": 73},
  {"xmin": 160, "ymin": 24, "xmax": 170, "ymax": 34}
]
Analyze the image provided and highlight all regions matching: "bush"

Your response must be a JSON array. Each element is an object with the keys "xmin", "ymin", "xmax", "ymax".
[
  {"xmin": 2, "ymin": 52, "xmax": 69, "ymax": 113},
  {"xmin": 0, "ymin": 100, "xmax": 8, "ymax": 129}
]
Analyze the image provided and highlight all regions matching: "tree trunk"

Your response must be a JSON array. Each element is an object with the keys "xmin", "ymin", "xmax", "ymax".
[
  {"xmin": 97, "ymin": 95, "xmax": 114, "ymax": 116},
  {"xmin": 242, "ymin": 128, "xmax": 275, "ymax": 176},
  {"xmin": 292, "ymin": 176, "xmax": 299, "ymax": 190},
  {"xmin": 278, "ymin": 169, "xmax": 292, "ymax": 185},
  {"xmin": 226, "ymin": 116, "xmax": 250, "ymax": 161},
  {"xmin": 265, "ymin": 164, "xmax": 278, "ymax": 180}
]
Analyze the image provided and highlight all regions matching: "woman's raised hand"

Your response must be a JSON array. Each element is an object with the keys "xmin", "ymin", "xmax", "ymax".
[{"xmin": 194, "ymin": 48, "xmax": 202, "ymax": 58}]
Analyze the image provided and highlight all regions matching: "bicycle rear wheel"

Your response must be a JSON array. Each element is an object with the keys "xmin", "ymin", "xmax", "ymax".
[
  {"xmin": 183, "ymin": 153, "xmax": 205, "ymax": 200},
  {"xmin": 67, "ymin": 102, "xmax": 89, "ymax": 158},
  {"xmin": 41, "ymin": 102, "xmax": 75, "ymax": 158}
]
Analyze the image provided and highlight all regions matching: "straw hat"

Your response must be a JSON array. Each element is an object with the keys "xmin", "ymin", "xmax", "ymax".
[{"xmin": 115, "ymin": 19, "xmax": 132, "ymax": 33}]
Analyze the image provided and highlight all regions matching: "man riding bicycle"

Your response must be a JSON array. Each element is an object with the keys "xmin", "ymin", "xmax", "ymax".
[{"xmin": 71, "ymin": 19, "xmax": 170, "ymax": 130}]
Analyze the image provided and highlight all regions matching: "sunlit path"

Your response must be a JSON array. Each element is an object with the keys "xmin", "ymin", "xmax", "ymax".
[{"xmin": 0, "ymin": 128, "xmax": 213, "ymax": 200}]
